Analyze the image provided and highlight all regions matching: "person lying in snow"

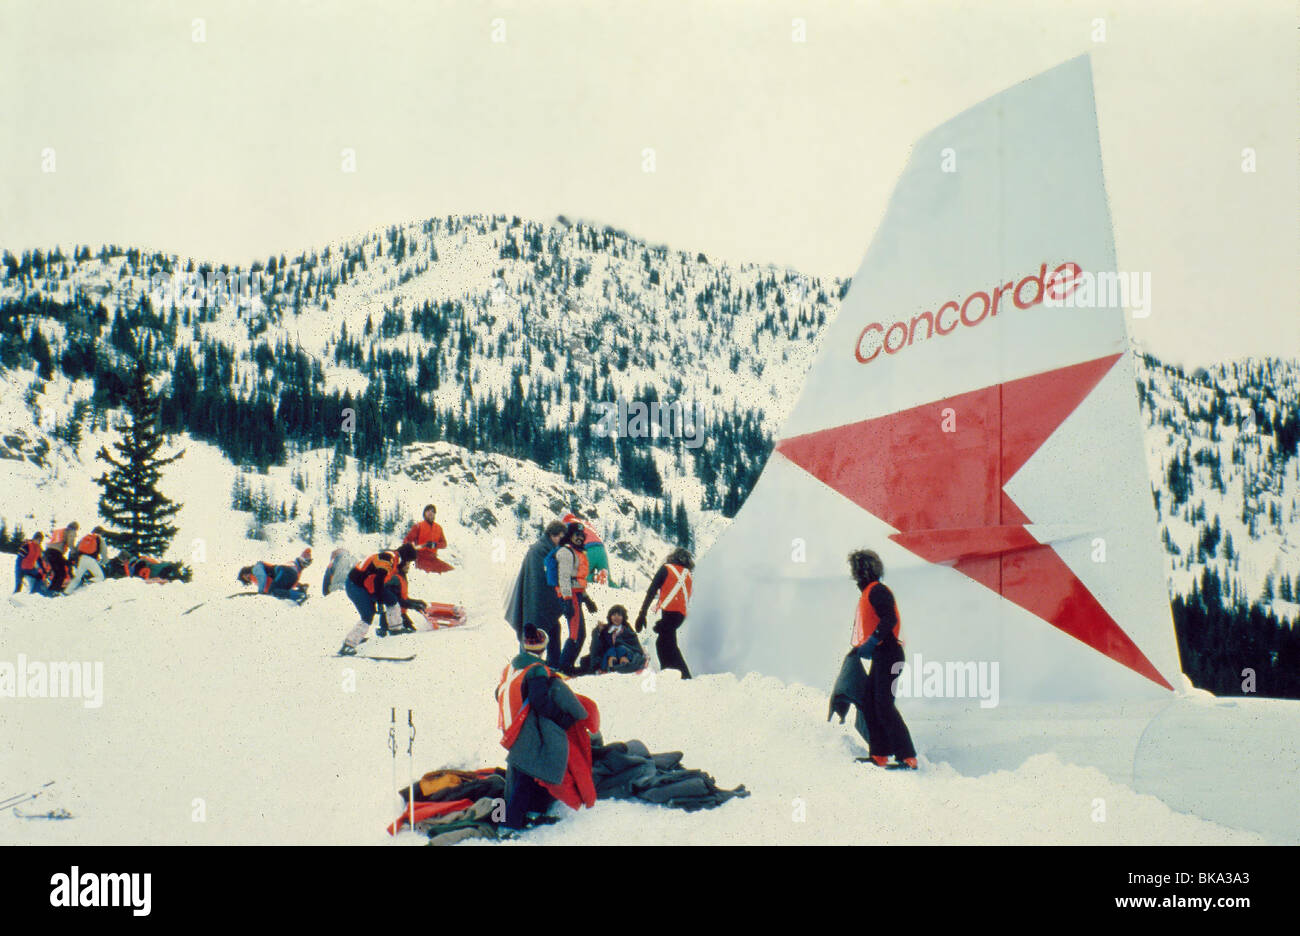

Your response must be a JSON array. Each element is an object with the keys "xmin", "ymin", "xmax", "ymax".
[
  {"xmin": 495, "ymin": 625, "xmax": 597, "ymax": 829},
  {"xmin": 583, "ymin": 604, "xmax": 646, "ymax": 674},
  {"xmin": 103, "ymin": 553, "xmax": 192, "ymax": 583},
  {"xmin": 237, "ymin": 548, "xmax": 313, "ymax": 602}
]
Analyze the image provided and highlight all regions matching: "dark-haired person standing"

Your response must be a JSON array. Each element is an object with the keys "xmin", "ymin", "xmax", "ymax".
[
  {"xmin": 505, "ymin": 520, "xmax": 566, "ymax": 667},
  {"xmin": 848, "ymin": 548, "xmax": 917, "ymax": 770},
  {"xmin": 636, "ymin": 547, "xmax": 695, "ymax": 679}
]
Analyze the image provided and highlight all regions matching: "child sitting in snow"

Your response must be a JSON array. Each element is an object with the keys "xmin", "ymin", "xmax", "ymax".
[{"xmin": 585, "ymin": 605, "xmax": 646, "ymax": 674}]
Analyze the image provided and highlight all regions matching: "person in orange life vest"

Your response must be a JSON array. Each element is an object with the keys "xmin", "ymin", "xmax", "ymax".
[
  {"xmin": 13, "ymin": 531, "xmax": 51, "ymax": 595},
  {"xmin": 63, "ymin": 526, "xmax": 108, "ymax": 594},
  {"xmin": 848, "ymin": 549, "xmax": 917, "ymax": 769},
  {"xmin": 555, "ymin": 521, "xmax": 597, "ymax": 674},
  {"xmin": 237, "ymin": 548, "xmax": 312, "ymax": 602},
  {"xmin": 338, "ymin": 544, "xmax": 419, "ymax": 655},
  {"xmin": 495, "ymin": 625, "xmax": 589, "ymax": 829},
  {"xmin": 127, "ymin": 555, "xmax": 187, "ymax": 581},
  {"xmin": 51, "ymin": 521, "xmax": 79, "ymax": 556},
  {"xmin": 635, "ymin": 547, "xmax": 695, "ymax": 679},
  {"xmin": 403, "ymin": 504, "xmax": 451, "ymax": 574}
]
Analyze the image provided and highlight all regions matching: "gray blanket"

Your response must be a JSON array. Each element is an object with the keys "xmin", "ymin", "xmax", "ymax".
[
  {"xmin": 589, "ymin": 737, "xmax": 749, "ymax": 811},
  {"xmin": 828, "ymin": 652, "xmax": 871, "ymax": 747}
]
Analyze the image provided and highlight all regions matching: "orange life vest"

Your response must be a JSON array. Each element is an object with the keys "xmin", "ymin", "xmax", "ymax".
[
  {"xmin": 20, "ymin": 540, "xmax": 43, "ymax": 570},
  {"xmin": 352, "ymin": 552, "xmax": 398, "ymax": 595},
  {"xmin": 653, "ymin": 563, "xmax": 693, "ymax": 615},
  {"xmin": 496, "ymin": 659, "xmax": 550, "ymax": 749},
  {"xmin": 851, "ymin": 581, "xmax": 902, "ymax": 648},
  {"xmin": 555, "ymin": 544, "xmax": 589, "ymax": 594}
]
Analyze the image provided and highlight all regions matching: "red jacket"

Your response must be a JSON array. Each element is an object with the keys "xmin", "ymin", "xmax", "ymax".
[
  {"xmin": 404, "ymin": 520, "xmax": 446, "ymax": 552},
  {"xmin": 539, "ymin": 695, "xmax": 599, "ymax": 812}
]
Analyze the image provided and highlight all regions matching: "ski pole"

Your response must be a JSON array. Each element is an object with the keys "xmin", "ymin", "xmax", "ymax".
[
  {"xmin": 0, "ymin": 780, "xmax": 54, "ymax": 811},
  {"xmin": 407, "ymin": 709, "xmax": 416, "ymax": 836},
  {"xmin": 388, "ymin": 707, "xmax": 397, "ymax": 838}
]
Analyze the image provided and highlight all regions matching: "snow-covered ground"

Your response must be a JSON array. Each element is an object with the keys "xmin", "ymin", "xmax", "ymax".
[
  {"xmin": 3, "ymin": 564, "xmax": 1286, "ymax": 845},
  {"xmin": 1, "ymin": 413, "xmax": 1294, "ymax": 845}
]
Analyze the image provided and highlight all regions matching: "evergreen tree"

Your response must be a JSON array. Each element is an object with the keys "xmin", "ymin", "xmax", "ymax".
[{"xmin": 93, "ymin": 353, "xmax": 185, "ymax": 556}]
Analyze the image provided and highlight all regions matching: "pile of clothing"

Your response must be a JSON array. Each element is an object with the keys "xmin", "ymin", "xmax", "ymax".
[
  {"xmin": 389, "ymin": 743, "xmax": 748, "ymax": 844},
  {"xmin": 589, "ymin": 737, "xmax": 749, "ymax": 810},
  {"xmin": 389, "ymin": 768, "xmax": 507, "ymax": 846}
]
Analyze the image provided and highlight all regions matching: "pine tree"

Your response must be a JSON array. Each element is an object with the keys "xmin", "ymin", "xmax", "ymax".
[{"xmin": 93, "ymin": 353, "xmax": 185, "ymax": 557}]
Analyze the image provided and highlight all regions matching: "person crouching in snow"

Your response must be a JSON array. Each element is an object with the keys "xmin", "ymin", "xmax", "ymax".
[
  {"xmin": 495, "ymin": 626, "xmax": 593, "ymax": 830},
  {"xmin": 41, "ymin": 544, "xmax": 71, "ymax": 595},
  {"xmin": 63, "ymin": 526, "xmax": 108, "ymax": 594},
  {"xmin": 588, "ymin": 605, "xmax": 645, "ymax": 674},
  {"xmin": 555, "ymin": 521, "xmax": 597, "ymax": 675},
  {"xmin": 848, "ymin": 549, "xmax": 917, "ymax": 770},
  {"xmin": 338, "ymin": 544, "xmax": 419, "ymax": 655},
  {"xmin": 13, "ymin": 531, "xmax": 50, "ymax": 595},
  {"xmin": 237, "ymin": 548, "xmax": 313, "ymax": 603}
]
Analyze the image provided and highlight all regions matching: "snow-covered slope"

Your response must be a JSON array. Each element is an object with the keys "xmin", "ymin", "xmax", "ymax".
[{"xmin": 2, "ymin": 577, "xmax": 1277, "ymax": 845}]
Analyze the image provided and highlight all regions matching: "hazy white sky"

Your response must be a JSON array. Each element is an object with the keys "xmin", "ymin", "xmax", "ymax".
[{"xmin": 1, "ymin": 0, "xmax": 1295, "ymax": 366}]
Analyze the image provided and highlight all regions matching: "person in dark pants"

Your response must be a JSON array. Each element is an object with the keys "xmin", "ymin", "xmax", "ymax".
[
  {"xmin": 636, "ymin": 547, "xmax": 694, "ymax": 679},
  {"xmin": 495, "ymin": 626, "xmax": 587, "ymax": 829},
  {"xmin": 504, "ymin": 520, "xmax": 566, "ymax": 667},
  {"xmin": 848, "ymin": 548, "xmax": 917, "ymax": 769},
  {"xmin": 338, "ymin": 544, "xmax": 418, "ymax": 655},
  {"xmin": 554, "ymin": 522, "xmax": 597, "ymax": 674},
  {"xmin": 42, "ymin": 547, "xmax": 70, "ymax": 594}
]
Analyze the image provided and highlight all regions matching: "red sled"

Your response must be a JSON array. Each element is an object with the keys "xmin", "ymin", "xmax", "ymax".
[{"xmin": 422, "ymin": 602, "xmax": 468, "ymax": 629}]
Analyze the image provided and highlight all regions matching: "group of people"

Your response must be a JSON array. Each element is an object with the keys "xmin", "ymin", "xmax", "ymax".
[
  {"xmin": 505, "ymin": 519, "xmax": 696, "ymax": 679},
  {"xmin": 10, "ymin": 521, "xmax": 148, "ymax": 596},
  {"xmin": 12, "ymin": 520, "xmax": 195, "ymax": 594},
  {"xmin": 494, "ymin": 518, "xmax": 700, "ymax": 828},
  {"xmin": 494, "ymin": 537, "xmax": 919, "ymax": 830}
]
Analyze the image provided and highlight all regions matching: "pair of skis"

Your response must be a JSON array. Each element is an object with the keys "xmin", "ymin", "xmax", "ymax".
[
  {"xmin": 334, "ymin": 603, "xmax": 470, "ymax": 661},
  {"xmin": 183, "ymin": 591, "xmax": 307, "ymax": 615}
]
